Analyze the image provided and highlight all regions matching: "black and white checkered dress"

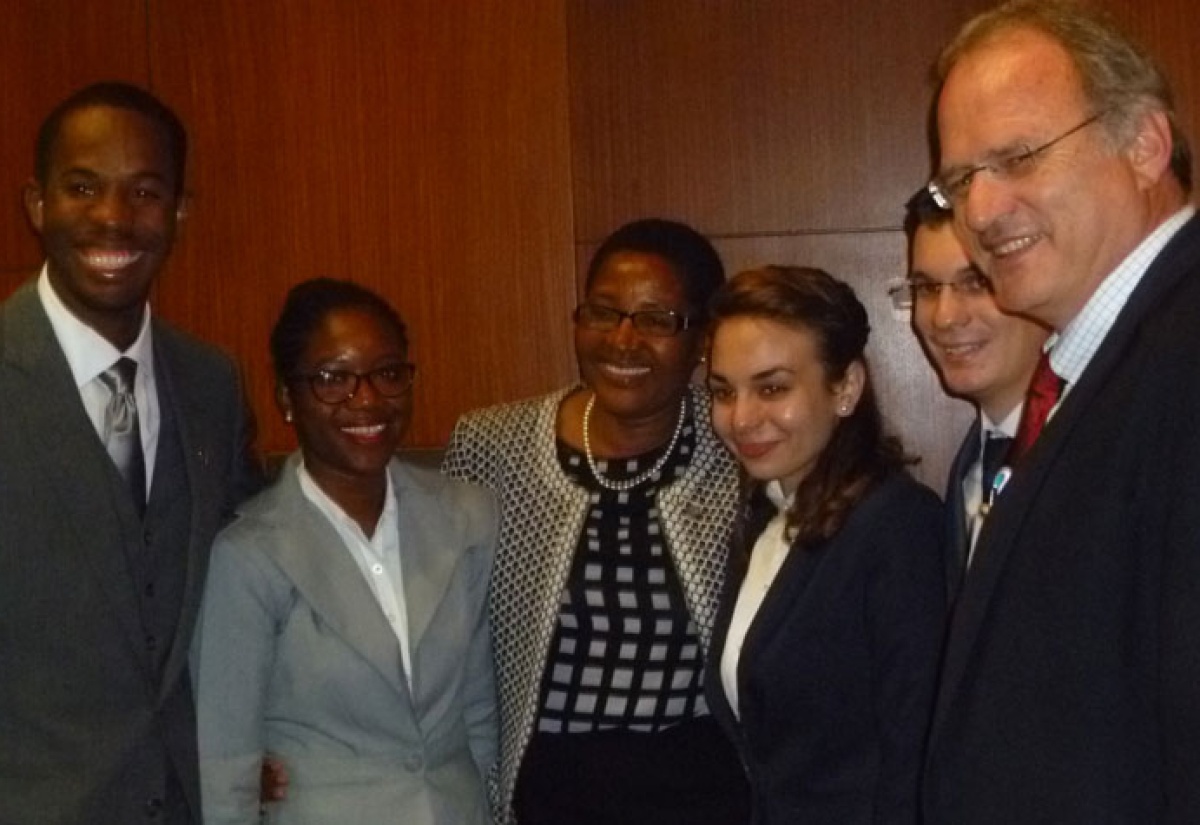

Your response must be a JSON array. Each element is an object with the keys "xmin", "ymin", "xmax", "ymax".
[{"xmin": 443, "ymin": 385, "xmax": 740, "ymax": 825}]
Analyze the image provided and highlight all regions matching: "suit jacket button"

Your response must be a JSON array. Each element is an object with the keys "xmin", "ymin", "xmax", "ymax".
[
  {"xmin": 145, "ymin": 635, "xmax": 157, "ymax": 652},
  {"xmin": 144, "ymin": 797, "xmax": 163, "ymax": 817}
]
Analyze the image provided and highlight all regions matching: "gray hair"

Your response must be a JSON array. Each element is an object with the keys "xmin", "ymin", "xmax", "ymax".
[{"xmin": 936, "ymin": 0, "xmax": 1192, "ymax": 193}]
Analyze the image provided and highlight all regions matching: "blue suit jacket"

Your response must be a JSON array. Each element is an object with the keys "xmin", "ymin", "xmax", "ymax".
[
  {"xmin": 943, "ymin": 419, "xmax": 980, "ymax": 605},
  {"xmin": 706, "ymin": 472, "xmax": 946, "ymax": 824},
  {"xmin": 924, "ymin": 214, "xmax": 1200, "ymax": 823}
]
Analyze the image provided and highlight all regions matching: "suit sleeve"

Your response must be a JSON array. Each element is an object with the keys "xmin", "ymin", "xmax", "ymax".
[
  {"xmin": 462, "ymin": 487, "xmax": 500, "ymax": 780},
  {"xmin": 1161, "ymin": 345, "xmax": 1200, "ymax": 821},
  {"xmin": 223, "ymin": 365, "xmax": 266, "ymax": 513},
  {"xmin": 192, "ymin": 528, "xmax": 290, "ymax": 825},
  {"xmin": 866, "ymin": 489, "xmax": 946, "ymax": 825}
]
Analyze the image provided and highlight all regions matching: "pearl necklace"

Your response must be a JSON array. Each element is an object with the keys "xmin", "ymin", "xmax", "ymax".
[{"xmin": 582, "ymin": 393, "xmax": 687, "ymax": 492}]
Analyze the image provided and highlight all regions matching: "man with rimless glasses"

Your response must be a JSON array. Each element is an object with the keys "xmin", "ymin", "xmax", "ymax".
[
  {"xmin": 901, "ymin": 187, "xmax": 1046, "ymax": 604},
  {"xmin": 919, "ymin": 1, "xmax": 1200, "ymax": 823}
]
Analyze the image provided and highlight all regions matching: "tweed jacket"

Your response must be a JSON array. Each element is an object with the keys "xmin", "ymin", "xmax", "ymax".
[{"xmin": 442, "ymin": 384, "xmax": 740, "ymax": 825}]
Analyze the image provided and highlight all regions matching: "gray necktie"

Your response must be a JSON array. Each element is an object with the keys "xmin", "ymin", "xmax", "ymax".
[{"xmin": 99, "ymin": 357, "xmax": 146, "ymax": 516}]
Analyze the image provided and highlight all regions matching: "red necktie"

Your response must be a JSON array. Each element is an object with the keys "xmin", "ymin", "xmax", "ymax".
[{"xmin": 1009, "ymin": 350, "xmax": 1064, "ymax": 464}]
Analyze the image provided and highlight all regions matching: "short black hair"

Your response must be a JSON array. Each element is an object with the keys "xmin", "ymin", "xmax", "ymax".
[
  {"xmin": 585, "ymin": 218, "xmax": 725, "ymax": 321},
  {"xmin": 270, "ymin": 278, "xmax": 409, "ymax": 379},
  {"xmin": 35, "ymin": 81, "xmax": 188, "ymax": 196}
]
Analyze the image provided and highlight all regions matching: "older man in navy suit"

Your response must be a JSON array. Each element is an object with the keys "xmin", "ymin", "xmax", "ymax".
[
  {"xmin": 922, "ymin": 1, "xmax": 1200, "ymax": 821},
  {"xmin": 0, "ymin": 82, "xmax": 261, "ymax": 824}
]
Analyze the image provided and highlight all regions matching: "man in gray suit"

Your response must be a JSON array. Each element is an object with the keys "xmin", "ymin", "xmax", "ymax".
[{"xmin": 0, "ymin": 82, "xmax": 261, "ymax": 824}]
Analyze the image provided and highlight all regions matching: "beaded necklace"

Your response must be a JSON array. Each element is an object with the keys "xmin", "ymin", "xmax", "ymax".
[{"xmin": 582, "ymin": 393, "xmax": 687, "ymax": 492}]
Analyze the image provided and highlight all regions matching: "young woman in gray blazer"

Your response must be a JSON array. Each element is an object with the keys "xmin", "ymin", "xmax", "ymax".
[{"xmin": 194, "ymin": 279, "xmax": 498, "ymax": 825}]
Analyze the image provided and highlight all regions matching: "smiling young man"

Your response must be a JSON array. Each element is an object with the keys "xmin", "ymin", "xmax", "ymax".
[
  {"xmin": 0, "ymin": 82, "xmax": 261, "ymax": 823},
  {"xmin": 903, "ymin": 187, "xmax": 1046, "ymax": 599},
  {"xmin": 920, "ymin": 2, "xmax": 1200, "ymax": 822}
]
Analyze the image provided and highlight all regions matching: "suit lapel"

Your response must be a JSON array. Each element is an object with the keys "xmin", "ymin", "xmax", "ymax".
[
  {"xmin": 931, "ymin": 215, "xmax": 1200, "ymax": 744},
  {"xmin": 264, "ymin": 460, "xmax": 411, "ymax": 702},
  {"xmin": 152, "ymin": 334, "xmax": 205, "ymax": 699},
  {"xmin": 393, "ymin": 463, "xmax": 458, "ymax": 661},
  {"xmin": 943, "ymin": 420, "xmax": 979, "ymax": 604},
  {"xmin": 729, "ymin": 491, "xmax": 823, "ymax": 714},
  {"xmin": 2, "ymin": 285, "xmax": 149, "ymax": 674}
]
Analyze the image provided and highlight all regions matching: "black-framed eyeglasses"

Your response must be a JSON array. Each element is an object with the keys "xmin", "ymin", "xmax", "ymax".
[
  {"xmin": 573, "ymin": 303, "xmax": 693, "ymax": 337},
  {"xmin": 888, "ymin": 270, "xmax": 992, "ymax": 311},
  {"xmin": 289, "ymin": 363, "xmax": 416, "ymax": 405},
  {"xmin": 927, "ymin": 111, "xmax": 1107, "ymax": 209}
]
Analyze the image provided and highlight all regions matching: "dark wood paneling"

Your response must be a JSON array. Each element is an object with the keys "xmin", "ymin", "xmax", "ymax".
[
  {"xmin": 566, "ymin": 0, "xmax": 986, "ymax": 242},
  {"xmin": 1103, "ymin": 2, "xmax": 1200, "ymax": 157},
  {"xmin": 0, "ymin": 1, "xmax": 150, "ymax": 292},
  {"xmin": 566, "ymin": 0, "xmax": 1198, "ymax": 495},
  {"xmin": 147, "ymin": 0, "xmax": 576, "ymax": 453}
]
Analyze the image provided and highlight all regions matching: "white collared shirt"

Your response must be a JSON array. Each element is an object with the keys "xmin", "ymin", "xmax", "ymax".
[
  {"xmin": 37, "ymin": 265, "xmax": 161, "ymax": 493},
  {"xmin": 1048, "ymin": 206, "xmax": 1196, "ymax": 404},
  {"xmin": 965, "ymin": 407, "xmax": 1021, "ymax": 566},
  {"xmin": 296, "ymin": 462, "xmax": 413, "ymax": 690},
  {"xmin": 720, "ymin": 479, "xmax": 793, "ymax": 718}
]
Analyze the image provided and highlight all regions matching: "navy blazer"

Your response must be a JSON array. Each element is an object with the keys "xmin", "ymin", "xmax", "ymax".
[
  {"xmin": 924, "ymin": 214, "xmax": 1200, "ymax": 823},
  {"xmin": 706, "ymin": 471, "xmax": 946, "ymax": 825},
  {"xmin": 943, "ymin": 419, "xmax": 980, "ymax": 605}
]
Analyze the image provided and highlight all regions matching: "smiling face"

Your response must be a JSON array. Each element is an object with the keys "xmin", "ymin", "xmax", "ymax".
[
  {"xmin": 574, "ymin": 250, "xmax": 704, "ymax": 425},
  {"xmin": 708, "ymin": 316, "xmax": 862, "ymax": 496},
  {"xmin": 911, "ymin": 221, "xmax": 1047, "ymax": 421},
  {"xmin": 280, "ymin": 306, "xmax": 412, "ymax": 498},
  {"xmin": 937, "ymin": 27, "xmax": 1163, "ymax": 329},
  {"xmin": 25, "ymin": 104, "xmax": 181, "ymax": 349}
]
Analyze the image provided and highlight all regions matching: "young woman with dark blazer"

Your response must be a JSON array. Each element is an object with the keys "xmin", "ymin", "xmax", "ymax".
[{"xmin": 705, "ymin": 266, "xmax": 946, "ymax": 824}]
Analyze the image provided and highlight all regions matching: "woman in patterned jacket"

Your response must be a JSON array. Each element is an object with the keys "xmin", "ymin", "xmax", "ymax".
[{"xmin": 443, "ymin": 219, "xmax": 749, "ymax": 825}]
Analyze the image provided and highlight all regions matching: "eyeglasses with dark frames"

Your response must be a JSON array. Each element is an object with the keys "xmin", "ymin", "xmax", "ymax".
[
  {"xmin": 927, "ymin": 111, "xmax": 1107, "ymax": 209},
  {"xmin": 573, "ymin": 303, "xmax": 693, "ymax": 337},
  {"xmin": 289, "ymin": 363, "xmax": 416, "ymax": 405}
]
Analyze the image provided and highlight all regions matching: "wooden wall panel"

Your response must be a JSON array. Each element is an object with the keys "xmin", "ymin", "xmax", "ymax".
[
  {"xmin": 567, "ymin": 0, "xmax": 1199, "ymax": 494},
  {"xmin": 3, "ymin": 0, "xmax": 1197, "ymax": 470},
  {"xmin": 1104, "ymin": 2, "xmax": 1199, "ymax": 154},
  {"xmin": 0, "ymin": 1, "xmax": 150, "ymax": 293},
  {"xmin": 146, "ymin": 0, "xmax": 576, "ymax": 454},
  {"xmin": 566, "ymin": 0, "xmax": 987, "ymax": 242}
]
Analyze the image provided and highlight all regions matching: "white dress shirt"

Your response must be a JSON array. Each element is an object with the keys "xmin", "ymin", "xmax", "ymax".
[
  {"xmin": 720, "ymin": 479, "xmax": 793, "ymax": 719},
  {"xmin": 1049, "ymin": 205, "xmax": 1196, "ymax": 401},
  {"xmin": 297, "ymin": 462, "xmax": 414, "ymax": 689},
  {"xmin": 36, "ymin": 266, "xmax": 161, "ymax": 495},
  {"xmin": 965, "ymin": 407, "xmax": 1021, "ymax": 566}
]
